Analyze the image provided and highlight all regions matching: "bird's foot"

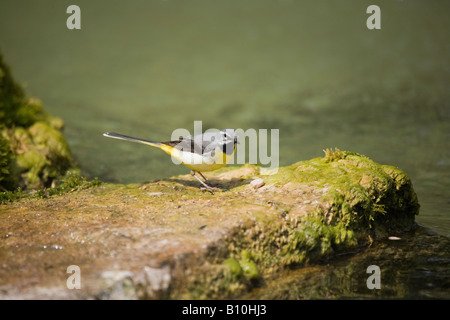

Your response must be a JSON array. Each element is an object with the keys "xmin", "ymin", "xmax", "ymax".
[
  {"xmin": 200, "ymin": 185, "xmax": 222, "ymax": 193},
  {"xmin": 191, "ymin": 170, "xmax": 222, "ymax": 193}
]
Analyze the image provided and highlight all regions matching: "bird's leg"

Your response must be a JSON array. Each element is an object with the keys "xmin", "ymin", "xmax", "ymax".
[
  {"xmin": 191, "ymin": 171, "xmax": 221, "ymax": 192},
  {"xmin": 197, "ymin": 171, "xmax": 208, "ymax": 181}
]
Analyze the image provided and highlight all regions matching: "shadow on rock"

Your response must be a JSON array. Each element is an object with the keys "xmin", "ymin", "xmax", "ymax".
[{"xmin": 168, "ymin": 176, "xmax": 252, "ymax": 191}]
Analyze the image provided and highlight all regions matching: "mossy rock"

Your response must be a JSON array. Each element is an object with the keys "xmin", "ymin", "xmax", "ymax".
[
  {"xmin": 0, "ymin": 150, "xmax": 419, "ymax": 299},
  {"xmin": 0, "ymin": 50, "xmax": 74, "ymax": 191}
]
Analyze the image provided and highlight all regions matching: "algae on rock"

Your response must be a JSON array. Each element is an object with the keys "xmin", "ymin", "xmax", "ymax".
[
  {"xmin": 156, "ymin": 150, "xmax": 420, "ymax": 299},
  {"xmin": 186, "ymin": 148, "xmax": 420, "ymax": 298},
  {"xmin": 0, "ymin": 50, "xmax": 74, "ymax": 191}
]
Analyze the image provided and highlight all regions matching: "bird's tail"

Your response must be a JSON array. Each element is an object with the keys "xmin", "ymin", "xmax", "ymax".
[{"xmin": 103, "ymin": 132, "xmax": 162, "ymax": 148}]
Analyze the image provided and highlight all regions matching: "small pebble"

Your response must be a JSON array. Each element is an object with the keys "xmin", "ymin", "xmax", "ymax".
[
  {"xmin": 148, "ymin": 192, "xmax": 163, "ymax": 196},
  {"xmin": 250, "ymin": 178, "xmax": 265, "ymax": 189}
]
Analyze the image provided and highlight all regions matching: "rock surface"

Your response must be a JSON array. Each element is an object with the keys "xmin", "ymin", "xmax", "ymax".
[{"xmin": 0, "ymin": 150, "xmax": 419, "ymax": 299}]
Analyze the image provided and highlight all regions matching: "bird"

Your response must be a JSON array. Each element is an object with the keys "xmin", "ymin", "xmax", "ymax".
[{"xmin": 103, "ymin": 129, "xmax": 239, "ymax": 191}]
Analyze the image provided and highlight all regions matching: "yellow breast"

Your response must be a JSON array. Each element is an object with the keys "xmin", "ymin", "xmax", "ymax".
[{"xmin": 160, "ymin": 144, "xmax": 236, "ymax": 172}]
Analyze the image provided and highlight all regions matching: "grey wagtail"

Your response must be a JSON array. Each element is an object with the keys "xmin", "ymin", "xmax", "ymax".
[{"xmin": 103, "ymin": 129, "xmax": 239, "ymax": 191}]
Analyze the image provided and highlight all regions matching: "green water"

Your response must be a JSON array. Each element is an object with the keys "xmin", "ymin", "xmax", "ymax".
[
  {"xmin": 242, "ymin": 227, "xmax": 450, "ymax": 299},
  {"xmin": 1, "ymin": 0, "xmax": 449, "ymax": 298}
]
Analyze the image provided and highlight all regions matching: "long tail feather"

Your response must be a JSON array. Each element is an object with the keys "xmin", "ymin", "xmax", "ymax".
[{"xmin": 103, "ymin": 132, "xmax": 162, "ymax": 148}]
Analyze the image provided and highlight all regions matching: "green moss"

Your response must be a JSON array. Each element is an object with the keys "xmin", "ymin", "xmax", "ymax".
[
  {"xmin": 0, "ymin": 129, "xmax": 15, "ymax": 191},
  {"xmin": 9, "ymin": 122, "xmax": 73, "ymax": 189},
  {"xmin": 14, "ymin": 98, "xmax": 49, "ymax": 127},
  {"xmin": 17, "ymin": 149, "xmax": 47, "ymax": 169},
  {"xmin": 0, "ymin": 171, "xmax": 102, "ymax": 204},
  {"xmin": 47, "ymin": 170, "xmax": 102, "ymax": 197},
  {"xmin": 263, "ymin": 149, "xmax": 418, "ymax": 232},
  {"xmin": 0, "ymin": 53, "xmax": 50, "ymax": 128},
  {"xmin": 0, "ymin": 187, "xmax": 27, "ymax": 203},
  {"xmin": 269, "ymin": 215, "xmax": 360, "ymax": 268},
  {"xmin": 238, "ymin": 250, "xmax": 259, "ymax": 280},
  {"xmin": 0, "ymin": 50, "xmax": 75, "ymax": 191},
  {"xmin": 323, "ymin": 147, "xmax": 346, "ymax": 162},
  {"xmin": 301, "ymin": 216, "xmax": 358, "ymax": 252},
  {"xmin": 0, "ymin": 52, "xmax": 26, "ymax": 127},
  {"xmin": 29, "ymin": 121, "xmax": 71, "ymax": 158},
  {"xmin": 221, "ymin": 149, "xmax": 418, "ymax": 287},
  {"xmin": 224, "ymin": 258, "xmax": 243, "ymax": 280},
  {"xmin": 28, "ymin": 121, "xmax": 73, "ymax": 181}
]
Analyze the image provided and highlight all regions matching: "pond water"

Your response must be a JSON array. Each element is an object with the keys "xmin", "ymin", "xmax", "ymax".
[
  {"xmin": 1, "ymin": 0, "xmax": 449, "ymax": 298},
  {"xmin": 241, "ymin": 226, "xmax": 450, "ymax": 299}
]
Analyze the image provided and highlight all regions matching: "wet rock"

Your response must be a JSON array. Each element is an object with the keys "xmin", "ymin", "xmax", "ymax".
[
  {"xmin": 143, "ymin": 266, "xmax": 172, "ymax": 298},
  {"xmin": 0, "ymin": 150, "xmax": 420, "ymax": 299},
  {"xmin": 100, "ymin": 270, "xmax": 136, "ymax": 300}
]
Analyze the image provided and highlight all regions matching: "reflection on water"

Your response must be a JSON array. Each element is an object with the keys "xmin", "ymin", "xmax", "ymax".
[
  {"xmin": 241, "ymin": 227, "xmax": 450, "ymax": 299},
  {"xmin": 0, "ymin": 0, "xmax": 449, "ymax": 298}
]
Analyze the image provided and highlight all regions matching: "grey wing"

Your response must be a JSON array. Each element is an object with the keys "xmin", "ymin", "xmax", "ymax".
[
  {"xmin": 193, "ymin": 131, "xmax": 222, "ymax": 154},
  {"xmin": 162, "ymin": 134, "xmax": 217, "ymax": 156}
]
